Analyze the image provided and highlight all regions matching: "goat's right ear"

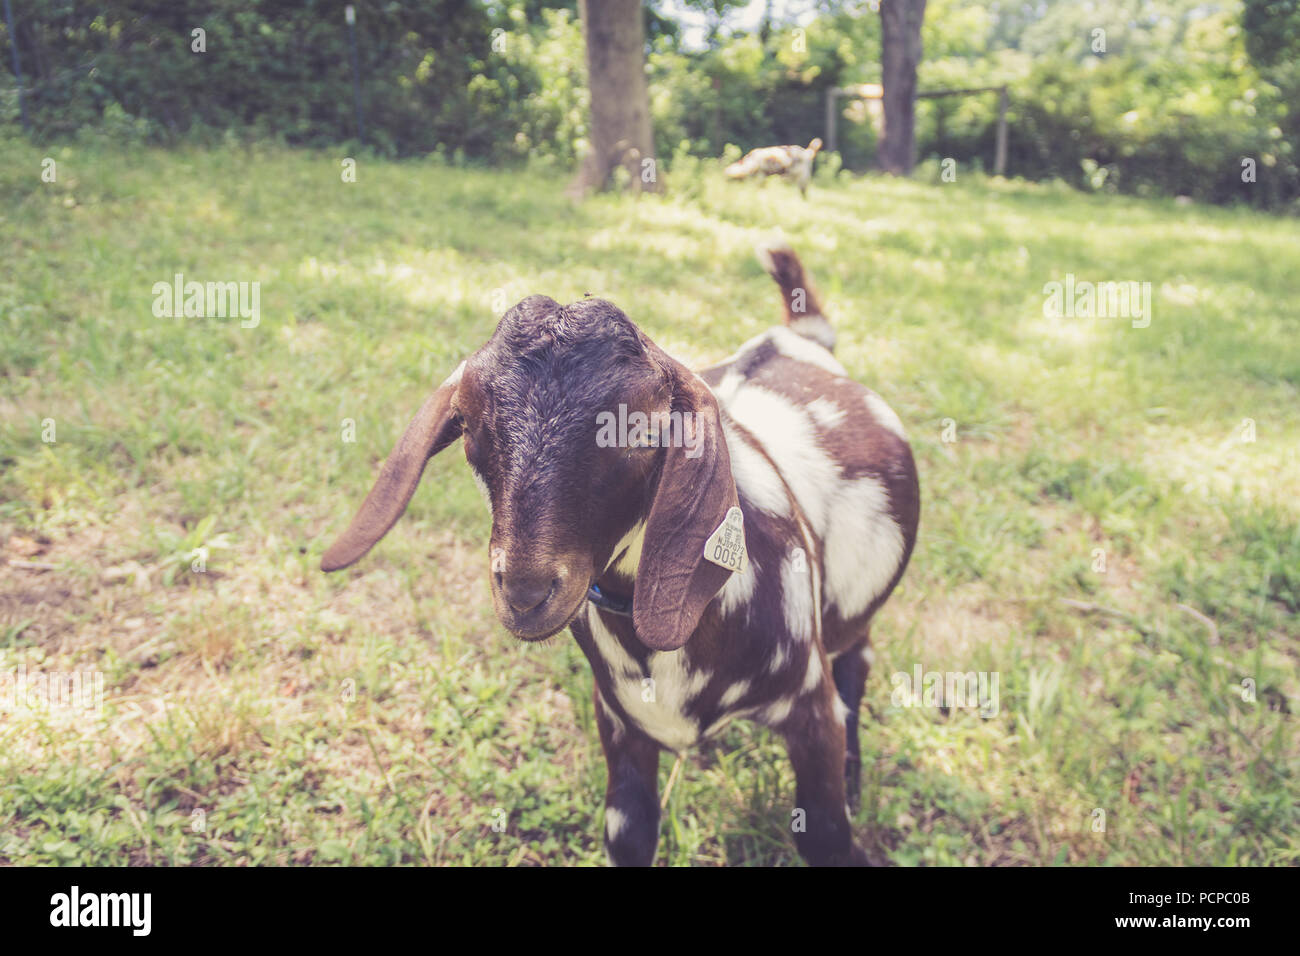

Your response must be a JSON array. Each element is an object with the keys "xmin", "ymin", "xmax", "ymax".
[
  {"xmin": 320, "ymin": 365, "xmax": 465, "ymax": 572},
  {"xmin": 632, "ymin": 367, "xmax": 739, "ymax": 651}
]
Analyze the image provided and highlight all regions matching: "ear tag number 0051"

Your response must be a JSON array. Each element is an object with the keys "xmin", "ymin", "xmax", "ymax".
[{"xmin": 704, "ymin": 506, "xmax": 747, "ymax": 574}]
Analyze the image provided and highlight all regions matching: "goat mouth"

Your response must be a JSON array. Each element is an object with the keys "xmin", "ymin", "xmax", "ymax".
[{"xmin": 498, "ymin": 592, "xmax": 588, "ymax": 643}]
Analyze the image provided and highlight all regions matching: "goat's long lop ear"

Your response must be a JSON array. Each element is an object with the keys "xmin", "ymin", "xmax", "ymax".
[
  {"xmin": 633, "ymin": 366, "xmax": 739, "ymax": 651},
  {"xmin": 321, "ymin": 373, "xmax": 463, "ymax": 572}
]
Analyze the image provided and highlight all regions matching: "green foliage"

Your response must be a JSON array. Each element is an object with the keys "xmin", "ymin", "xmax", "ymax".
[
  {"xmin": 915, "ymin": 0, "xmax": 1300, "ymax": 207},
  {"xmin": 2, "ymin": 0, "xmax": 508, "ymax": 157},
  {"xmin": 496, "ymin": 7, "xmax": 589, "ymax": 165},
  {"xmin": 1241, "ymin": 0, "xmax": 1300, "ymax": 69},
  {"xmin": 3, "ymin": 1, "xmax": 1298, "ymax": 206}
]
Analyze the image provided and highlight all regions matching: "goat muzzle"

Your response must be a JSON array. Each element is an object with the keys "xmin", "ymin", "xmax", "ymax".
[{"xmin": 491, "ymin": 562, "xmax": 589, "ymax": 642}]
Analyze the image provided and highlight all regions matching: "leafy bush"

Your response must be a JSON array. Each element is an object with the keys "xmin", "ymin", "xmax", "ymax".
[
  {"xmin": 2, "ymin": 0, "xmax": 1297, "ymax": 207},
  {"xmin": 3, "ymin": 0, "xmax": 505, "ymax": 157}
]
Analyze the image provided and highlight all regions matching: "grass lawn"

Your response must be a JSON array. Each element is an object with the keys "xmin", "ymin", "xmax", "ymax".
[{"xmin": 1, "ymin": 137, "xmax": 1296, "ymax": 866}]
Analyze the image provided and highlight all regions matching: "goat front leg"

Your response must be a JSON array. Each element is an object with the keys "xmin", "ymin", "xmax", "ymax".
[
  {"xmin": 780, "ymin": 679, "xmax": 869, "ymax": 866},
  {"xmin": 594, "ymin": 687, "xmax": 661, "ymax": 866}
]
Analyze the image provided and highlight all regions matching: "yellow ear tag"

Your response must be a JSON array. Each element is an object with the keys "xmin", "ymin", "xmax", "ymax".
[{"xmin": 703, "ymin": 506, "xmax": 747, "ymax": 574}]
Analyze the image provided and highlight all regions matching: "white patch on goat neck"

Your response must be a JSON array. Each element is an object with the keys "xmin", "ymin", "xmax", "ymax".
[
  {"xmin": 781, "ymin": 550, "xmax": 814, "ymax": 643},
  {"xmin": 805, "ymin": 397, "xmax": 846, "ymax": 429},
  {"xmin": 823, "ymin": 476, "xmax": 905, "ymax": 619},
  {"xmin": 587, "ymin": 605, "xmax": 642, "ymax": 680},
  {"xmin": 606, "ymin": 521, "xmax": 646, "ymax": 578},
  {"xmin": 587, "ymin": 607, "xmax": 707, "ymax": 752},
  {"xmin": 864, "ymin": 390, "xmax": 907, "ymax": 440},
  {"xmin": 605, "ymin": 806, "xmax": 629, "ymax": 841},
  {"xmin": 832, "ymin": 694, "xmax": 851, "ymax": 725}
]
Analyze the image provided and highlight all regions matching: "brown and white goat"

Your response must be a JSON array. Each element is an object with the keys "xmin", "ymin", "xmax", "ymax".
[
  {"xmin": 321, "ymin": 243, "xmax": 919, "ymax": 866},
  {"xmin": 725, "ymin": 139, "xmax": 824, "ymax": 197}
]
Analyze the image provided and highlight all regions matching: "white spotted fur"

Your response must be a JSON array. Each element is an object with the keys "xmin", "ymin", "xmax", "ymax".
[
  {"xmin": 587, "ymin": 605, "xmax": 711, "ymax": 752},
  {"xmin": 709, "ymin": 344, "xmax": 907, "ymax": 621},
  {"xmin": 780, "ymin": 549, "xmax": 814, "ymax": 643},
  {"xmin": 806, "ymin": 397, "xmax": 847, "ymax": 429},
  {"xmin": 605, "ymin": 806, "xmax": 629, "ymax": 841},
  {"xmin": 606, "ymin": 521, "xmax": 646, "ymax": 577},
  {"xmin": 865, "ymin": 390, "xmax": 907, "ymax": 440}
]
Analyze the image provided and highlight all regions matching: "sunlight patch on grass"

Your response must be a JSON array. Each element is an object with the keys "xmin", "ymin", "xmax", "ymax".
[{"xmin": 1136, "ymin": 420, "xmax": 1300, "ymax": 515}]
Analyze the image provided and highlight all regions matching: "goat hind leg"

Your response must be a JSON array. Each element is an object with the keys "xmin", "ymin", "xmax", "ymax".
[
  {"xmin": 779, "ymin": 681, "xmax": 868, "ymax": 866},
  {"xmin": 832, "ymin": 638, "xmax": 870, "ymax": 813}
]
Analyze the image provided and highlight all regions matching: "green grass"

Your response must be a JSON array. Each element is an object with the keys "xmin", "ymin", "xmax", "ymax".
[{"xmin": 1, "ymin": 138, "xmax": 1296, "ymax": 866}]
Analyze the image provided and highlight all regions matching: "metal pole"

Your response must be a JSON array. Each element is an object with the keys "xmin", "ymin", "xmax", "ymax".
[
  {"xmin": 994, "ymin": 85, "xmax": 1008, "ymax": 176},
  {"xmin": 345, "ymin": 5, "xmax": 364, "ymax": 143},
  {"xmin": 3, "ymin": 0, "xmax": 30, "ymax": 134}
]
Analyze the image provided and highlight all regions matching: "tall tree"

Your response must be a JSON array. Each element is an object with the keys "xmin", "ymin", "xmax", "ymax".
[
  {"xmin": 877, "ymin": 0, "xmax": 927, "ymax": 175},
  {"xmin": 1241, "ymin": 0, "xmax": 1300, "ymax": 79},
  {"xmin": 573, "ymin": 0, "xmax": 661, "ymax": 194}
]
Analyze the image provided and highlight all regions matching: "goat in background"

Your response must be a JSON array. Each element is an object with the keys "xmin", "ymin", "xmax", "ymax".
[{"xmin": 725, "ymin": 139, "xmax": 824, "ymax": 196}]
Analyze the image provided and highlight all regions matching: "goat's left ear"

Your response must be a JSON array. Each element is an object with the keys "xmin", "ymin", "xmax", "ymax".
[
  {"xmin": 633, "ymin": 368, "xmax": 739, "ymax": 651},
  {"xmin": 320, "ymin": 365, "xmax": 465, "ymax": 572}
]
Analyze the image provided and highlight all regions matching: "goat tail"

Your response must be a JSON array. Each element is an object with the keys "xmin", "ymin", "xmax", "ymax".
[
  {"xmin": 806, "ymin": 137, "xmax": 824, "ymax": 157},
  {"xmin": 754, "ymin": 240, "xmax": 836, "ymax": 351}
]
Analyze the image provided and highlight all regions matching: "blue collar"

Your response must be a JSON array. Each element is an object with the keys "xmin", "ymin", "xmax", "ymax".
[{"xmin": 587, "ymin": 583, "xmax": 634, "ymax": 617}]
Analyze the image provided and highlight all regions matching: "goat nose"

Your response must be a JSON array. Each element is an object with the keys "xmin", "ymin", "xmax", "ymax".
[{"xmin": 501, "ymin": 573, "xmax": 558, "ymax": 614}]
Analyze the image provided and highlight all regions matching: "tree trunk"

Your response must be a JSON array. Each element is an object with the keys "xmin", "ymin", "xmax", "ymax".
[
  {"xmin": 878, "ymin": 0, "xmax": 927, "ymax": 176},
  {"xmin": 573, "ymin": 0, "xmax": 661, "ymax": 195}
]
